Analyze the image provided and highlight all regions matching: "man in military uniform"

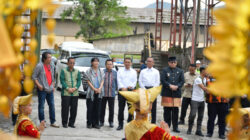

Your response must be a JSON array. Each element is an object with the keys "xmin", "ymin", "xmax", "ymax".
[{"xmin": 161, "ymin": 56, "xmax": 184, "ymax": 133}]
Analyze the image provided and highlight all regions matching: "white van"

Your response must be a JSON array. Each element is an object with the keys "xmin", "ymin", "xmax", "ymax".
[{"xmin": 56, "ymin": 41, "xmax": 110, "ymax": 95}]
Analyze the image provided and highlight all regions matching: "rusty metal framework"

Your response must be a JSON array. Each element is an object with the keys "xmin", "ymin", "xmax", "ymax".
[
  {"xmin": 183, "ymin": 0, "xmax": 201, "ymax": 64},
  {"xmin": 155, "ymin": 0, "xmax": 164, "ymax": 51},
  {"xmin": 169, "ymin": 0, "xmax": 183, "ymax": 48},
  {"xmin": 205, "ymin": 0, "xmax": 216, "ymax": 47},
  {"xmin": 154, "ymin": 0, "xmax": 221, "ymax": 63},
  {"xmin": 183, "ymin": 0, "xmax": 193, "ymax": 54}
]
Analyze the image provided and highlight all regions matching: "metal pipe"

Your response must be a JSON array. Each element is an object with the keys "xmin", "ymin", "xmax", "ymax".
[
  {"xmin": 191, "ymin": 0, "xmax": 196, "ymax": 64},
  {"xmin": 169, "ymin": 0, "xmax": 174, "ymax": 48}
]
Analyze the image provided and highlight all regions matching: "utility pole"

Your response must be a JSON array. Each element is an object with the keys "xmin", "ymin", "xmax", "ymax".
[
  {"xmin": 194, "ymin": 0, "xmax": 201, "ymax": 59},
  {"xmin": 183, "ymin": 0, "xmax": 189, "ymax": 55},
  {"xmin": 191, "ymin": 0, "xmax": 196, "ymax": 64}
]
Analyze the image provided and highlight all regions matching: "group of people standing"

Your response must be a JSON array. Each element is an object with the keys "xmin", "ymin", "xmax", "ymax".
[
  {"xmin": 161, "ymin": 58, "xmax": 228, "ymax": 139},
  {"xmin": 15, "ymin": 51, "xmax": 230, "ymax": 139},
  {"xmin": 114, "ymin": 56, "xmax": 228, "ymax": 139},
  {"xmin": 170, "ymin": 59, "xmax": 228, "ymax": 139},
  {"xmin": 83, "ymin": 56, "xmax": 160, "ymax": 131},
  {"xmin": 57, "ymin": 55, "xmax": 162, "ymax": 131}
]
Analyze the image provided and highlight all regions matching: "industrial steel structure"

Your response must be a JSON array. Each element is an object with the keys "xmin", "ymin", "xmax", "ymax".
[
  {"xmin": 155, "ymin": 0, "xmax": 164, "ymax": 51},
  {"xmin": 169, "ymin": 0, "xmax": 183, "ymax": 48},
  {"xmin": 155, "ymin": 0, "xmax": 221, "ymax": 63}
]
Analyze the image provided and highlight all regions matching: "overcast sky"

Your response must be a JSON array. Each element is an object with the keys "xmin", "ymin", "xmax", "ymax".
[
  {"xmin": 120, "ymin": 0, "xmax": 168, "ymax": 8},
  {"xmin": 59, "ymin": 0, "xmax": 224, "ymax": 9},
  {"xmin": 120, "ymin": 0, "xmax": 224, "ymax": 8}
]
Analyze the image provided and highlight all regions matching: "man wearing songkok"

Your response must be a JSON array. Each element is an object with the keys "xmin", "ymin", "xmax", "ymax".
[{"xmin": 161, "ymin": 56, "xmax": 184, "ymax": 133}]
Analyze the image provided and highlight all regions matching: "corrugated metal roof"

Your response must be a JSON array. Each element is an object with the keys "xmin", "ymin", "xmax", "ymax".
[{"xmin": 42, "ymin": 4, "xmax": 214, "ymax": 25}]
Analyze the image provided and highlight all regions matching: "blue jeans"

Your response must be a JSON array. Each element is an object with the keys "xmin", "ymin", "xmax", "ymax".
[{"xmin": 38, "ymin": 90, "xmax": 56, "ymax": 124}]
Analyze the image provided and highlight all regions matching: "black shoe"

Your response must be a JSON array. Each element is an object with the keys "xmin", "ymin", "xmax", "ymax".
[
  {"xmin": 87, "ymin": 124, "xmax": 92, "ymax": 129},
  {"xmin": 206, "ymin": 133, "xmax": 212, "ymax": 137},
  {"xmin": 109, "ymin": 122, "xmax": 114, "ymax": 128},
  {"xmin": 173, "ymin": 128, "xmax": 180, "ymax": 133},
  {"xmin": 63, "ymin": 124, "xmax": 68, "ymax": 128},
  {"xmin": 187, "ymin": 130, "xmax": 191, "ymax": 135},
  {"xmin": 99, "ymin": 122, "xmax": 104, "ymax": 127},
  {"xmin": 68, "ymin": 125, "xmax": 76, "ymax": 128},
  {"xmin": 93, "ymin": 125, "xmax": 100, "ymax": 129},
  {"xmin": 219, "ymin": 135, "xmax": 226, "ymax": 139},
  {"xmin": 116, "ymin": 125, "xmax": 123, "ymax": 130},
  {"xmin": 178, "ymin": 120, "xmax": 184, "ymax": 125},
  {"xmin": 195, "ymin": 131, "xmax": 204, "ymax": 137}
]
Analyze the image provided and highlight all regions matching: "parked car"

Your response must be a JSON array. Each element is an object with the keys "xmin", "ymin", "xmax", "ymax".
[
  {"xmin": 113, "ymin": 61, "xmax": 124, "ymax": 71},
  {"xmin": 56, "ymin": 41, "xmax": 110, "ymax": 96}
]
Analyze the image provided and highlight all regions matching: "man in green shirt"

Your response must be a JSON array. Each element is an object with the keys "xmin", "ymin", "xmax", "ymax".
[{"xmin": 60, "ymin": 57, "xmax": 81, "ymax": 128}]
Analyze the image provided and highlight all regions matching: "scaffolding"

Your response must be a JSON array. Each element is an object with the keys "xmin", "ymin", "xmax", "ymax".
[
  {"xmin": 205, "ymin": 0, "xmax": 218, "ymax": 47},
  {"xmin": 155, "ymin": 0, "xmax": 221, "ymax": 63},
  {"xmin": 155, "ymin": 0, "xmax": 164, "ymax": 51},
  {"xmin": 183, "ymin": 0, "xmax": 201, "ymax": 64},
  {"xmin": 169, "ymin": 0, "xmax": 183, "ymax": 48}
]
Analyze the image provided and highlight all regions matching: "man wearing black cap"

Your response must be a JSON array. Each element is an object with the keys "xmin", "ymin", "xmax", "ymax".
[{"xmin": 161, "ymin": 56, "xmax": 184, "ymax": 133}]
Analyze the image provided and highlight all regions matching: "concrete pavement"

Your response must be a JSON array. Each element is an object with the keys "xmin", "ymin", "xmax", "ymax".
[{"xmin": 0, "ymin": 89, "xmax": 225, "ymax": 140}]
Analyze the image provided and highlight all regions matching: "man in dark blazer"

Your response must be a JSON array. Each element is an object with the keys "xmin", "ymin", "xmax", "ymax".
[{"xmin": 161, "ymin": 56, "xmax": 184, "ymax": 133}]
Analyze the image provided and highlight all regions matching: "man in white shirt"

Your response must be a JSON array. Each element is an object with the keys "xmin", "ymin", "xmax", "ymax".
[
  {"xmin": 117, "ymin": 57, "xmax": 137, "ymax": 130},
  {"xmin": 187, "ymin": 67, "xmax": 208, "ymax": 137},
  {"xmin": 139, "ymin": 57, "xmax": 160, "ymax": 123}
]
